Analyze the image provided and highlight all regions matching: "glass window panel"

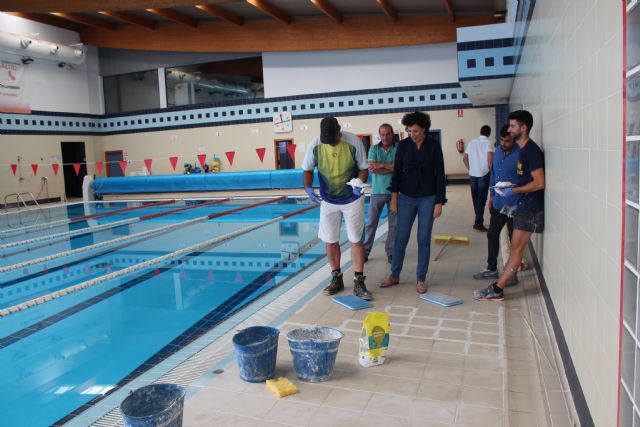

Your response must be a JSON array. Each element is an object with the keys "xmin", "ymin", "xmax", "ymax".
[
  {"xmin": 165, "ymin": 57, "xmax": 263, "ymax": 108},
  {"xmin": 629, "ymin": 5, "xmax": 640, "ymax": 72},
  {"xmin": 623, "ymin": 327, "xmax": 636, "ymax": 388},
  {"xmin": 621, "ymin": 386, "xmax": 634, "ymax": 427},
  {"xmin": 625, "ymin": 267, "xmax": 638, "ymax": 331},
  {"xmin": 628, "ymin": 142, "xmax": 640, "ymax": 204},
  {"xmin": 629, "ymin": 74, "xmax": 640, "ymax": 136},
  {"xmin": 626, "ymin": 206, "xmax": 639, "ymax": 267},
  {"xmin": 103, "ymin": 70, "xmax": 160, "ymax": 114}
]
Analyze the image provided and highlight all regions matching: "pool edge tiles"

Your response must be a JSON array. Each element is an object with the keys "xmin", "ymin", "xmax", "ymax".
[{"xmin": 65, "ymin": 238, "xmax": 359, "ymax": 427}]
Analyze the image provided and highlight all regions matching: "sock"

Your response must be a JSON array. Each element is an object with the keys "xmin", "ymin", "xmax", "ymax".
[
  {"xmin": 354, "ymin": 272, "xmax": 363, "ymax": 277},
  {"xmin": 492, "ymin": 283, "xmax": 503, "ymax": 293},
  {"xmin": 332, "ymin": 269, "xmax": 341, "ymax": 275}
]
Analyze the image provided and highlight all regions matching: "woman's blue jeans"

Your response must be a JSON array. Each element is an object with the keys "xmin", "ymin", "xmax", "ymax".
[{"xmin": 390, "ymin": 193, "xmax": 436, "ymax": 282}]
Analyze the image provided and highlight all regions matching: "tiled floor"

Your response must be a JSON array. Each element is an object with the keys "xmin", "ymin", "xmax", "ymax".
[{"xmin": 170, "ymin": 186, "xmax": 579, "ymax": 427}]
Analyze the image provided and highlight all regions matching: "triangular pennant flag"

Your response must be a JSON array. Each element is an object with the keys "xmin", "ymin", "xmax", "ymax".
[
  {"xmin": 256, "ymin": 147, "xmax": 266, "ymax": 163},
  {"xmin": 31, "ymin": 164, "xmax": 38, "ymax": 175},
  {"xmin": 43, "ymin": 264, "xmax": 49, "ymax": 274},
  {"xmin": 154, "ymin": 268, "xmax": 161, "ymax": 276},
  {"xmin": 235, "ymin": 271, "xmax": 243, "ymax": 285},
  {"xmin": 286, "ymin": 144, "xmax": 297, "ymax": 161},
  {"xmin": 197, "ymin": 154, "xmax": 207, "ymax": 168},
  {"xmin": 52, "ymin": 163, "xmax": 60, "ymax": 176},
  {"xmin": 119, "ymin": 160, "xmax": 127, "ymax": 174},
  {"xmin": 225, "ymin": 151, "xmax": 235, "ymax": 166},
  {"xmin": 169, "ymin": 156, "xmax": 178, "ymax": 171},
  {"xmin": 144, "ymin": 159, "xmax": 153, "ymax": 172},
  {"xmin": 73, "ymin": 163, "xmax": 81, "ymax": 176},
  {"xmin": 10, "ymin": 164, "xmax": 17, "ymax": 175},
  {"xmin": 207, "ymin": 270, "xmax": 215, "ymax": 282},
  {"xmin": 96, "ymin": 161, "xmax": 104, "ymax": 175}
]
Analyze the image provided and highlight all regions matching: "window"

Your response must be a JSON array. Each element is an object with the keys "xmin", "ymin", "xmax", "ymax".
[
  {"xmin": 467, "ymin": 58, "xmax": 476, "ymax": 68},
  {"xmin": 485, "ymin": 57, "xmax": 495, "ymax": 67},
  {"xmin": 103, "ymin": 70, "xmax": 160, "ymax": 114}
]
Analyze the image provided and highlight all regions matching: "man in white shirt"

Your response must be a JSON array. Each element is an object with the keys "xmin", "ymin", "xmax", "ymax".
[{"xmin": 463, "ymin": 125, "xmax": 494, "ymax": 231}]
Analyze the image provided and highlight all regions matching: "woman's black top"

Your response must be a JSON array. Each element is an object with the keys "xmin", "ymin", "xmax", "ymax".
[{"xmin": 388, "ymin": 136, "xmax": 447, "ymax": 204}]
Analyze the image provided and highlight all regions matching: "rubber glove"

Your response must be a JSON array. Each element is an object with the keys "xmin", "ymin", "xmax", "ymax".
[
  {"xmin": 498, "ymin": 187, "xmax": 518, "ymax": 206},
  {"xmin": 352, "ymin": 186, "xmax": 363, "ymax": 198},
  {"xmin": 305, "ymin": 187, "xmax": 321, "ymax": 205}
]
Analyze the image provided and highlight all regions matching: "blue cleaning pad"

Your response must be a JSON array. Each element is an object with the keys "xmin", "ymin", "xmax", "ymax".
[
  {"xmin": 420, "ymin": 292, "xmax": 463, "ymax": 307},
  {"xmin": 332, "ymin": 295, "xmax": 373, "ymax": 310}
]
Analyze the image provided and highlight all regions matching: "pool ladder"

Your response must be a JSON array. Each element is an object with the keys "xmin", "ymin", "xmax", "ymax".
[{"xmin": 3, "ymin": 192, "xmax": 47, "ymax": 228}]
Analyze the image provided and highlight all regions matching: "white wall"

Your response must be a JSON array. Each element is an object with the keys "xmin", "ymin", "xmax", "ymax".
[
  {"xmin": 263, "ymin": 43, "xmax": 458, "ymax": 98},
  {"xmin": 509, "ymin": 1, "xmax": 622, "ymax": 425},
  {"xmin": 0, "ymin": 13, "xmax": 101, "ymax": 114}
]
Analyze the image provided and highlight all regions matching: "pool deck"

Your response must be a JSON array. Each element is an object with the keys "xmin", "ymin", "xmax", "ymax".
[{"xmin": 168, "ymin": 186, "xmax": 576, "ymax": 427}]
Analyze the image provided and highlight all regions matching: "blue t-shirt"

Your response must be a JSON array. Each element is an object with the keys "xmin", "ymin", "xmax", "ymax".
[
  {"xmin": 516, "ymin": 139, "xmax": 544, "ymax": 213},
  {"xmin": 490, "ymin": 144, "xmax": 520, "ymax": 210}
]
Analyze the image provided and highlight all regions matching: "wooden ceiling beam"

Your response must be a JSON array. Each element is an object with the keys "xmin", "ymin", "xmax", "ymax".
[
  {"xmin": 50, "ymin": 12, "xmax": 116, "ymax": 31},
  {"xmin": 98, "ymin": 10, "xmax": 156, "ymax": 30},
  {"xmin": 80, "ymin": 15, "xmax": 495, "ymax": 52},
  {"xmin": 375, "ymin": 0, "xmax": 397, "ymax": 22},
  {"xmin": 245, "ymin": 0, "xmax": 291, "ymax": 25},
  {"xmin": 309, "ymin": 0, "xmax": 342, "ymax": 24},
  {"xmin": 0, "ymin": 0, "xmax": 231, "ymax": 13},
  {"xmin": 5, "ymin": 12, "xmax": 83, "ymax": 32},
  {"xmin": 195, "ymin": 4, "xmax": 243, "ymax": 26},
  {"xmin": 444, "ymin": 0, "xmax": 455, "ymax": 22},
  {"xmin": 145, "ymin": 8, "xmax": 198, "ymax": 27}
]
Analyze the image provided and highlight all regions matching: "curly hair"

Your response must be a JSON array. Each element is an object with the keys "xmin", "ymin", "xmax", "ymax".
[{"xmin": 401, "ymin": 111, "xmax": 431, "ymax": 132}]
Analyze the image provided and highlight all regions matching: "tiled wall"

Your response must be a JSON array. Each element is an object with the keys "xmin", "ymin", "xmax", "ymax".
[
  {"xmin": 457, "ymin": 38, "xmax": 517, "ymax": 81},
  {"xmin": 509, "ymin": 1, "xmax": 623, "ymax": 425}
]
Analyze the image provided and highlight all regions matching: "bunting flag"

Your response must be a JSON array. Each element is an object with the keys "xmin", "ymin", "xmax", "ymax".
[
  {"xmin": 154, "ymin": 268, "xmax": 161, "ymax": 276},
  {"xmin": 73, "ymin": 163, "xmax": 81, "ymax": 176},
  {"xmin": 119, "ymin": 160, "xmax": 127, "ymax": 174},
  {"xmin": 10, "ymin": 164, "xmax": 17, "ymax": 175},
  {"xmin": 96, "ymin": 161, "xmax": 104, "ymax": 175},
  {"xmin": 256, "ymin": 147, "xmax": 266, "ymax": 163},
  {"xmin": 169, "ymin": 156, "xmax": 178, "ymax": 171},
  {"xmin": 207, "ymin": 269, "xmax": 215, "ymax": 282},
  {"xmin": 197, "ymin": 154, "xmax": 207, "ymax": 168},
  {"xmin": 43, "ymin": 264, "xmax": 49, "ymax": 274},
  {"xmin": 286, "ymin": 144, "xmax": 297, "ymax": 161},
  {"xmin": 225, "ymin": 151, "xmax": 235, "ymax": 166},
  {"xmin": 52, "ymin": 163, "xmax": 59, "ymax": 176},
  {"xmin": 144, "ymin": 159, "xmax": 153, "ymax": 173},
  {"xmin": 31, "ymin": 164, "xmax": 38, "ymax": 175}
]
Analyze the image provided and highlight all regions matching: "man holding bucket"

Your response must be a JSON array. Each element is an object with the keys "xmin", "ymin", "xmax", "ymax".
[{"xmin": 302, "ymin": 117, "xmax": 373, "ymax": 300}]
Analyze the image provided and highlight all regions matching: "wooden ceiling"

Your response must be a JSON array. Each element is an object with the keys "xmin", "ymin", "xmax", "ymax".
[{"xmin": 0, "ymin": 1, "xmax": 506, "ymax": 52}]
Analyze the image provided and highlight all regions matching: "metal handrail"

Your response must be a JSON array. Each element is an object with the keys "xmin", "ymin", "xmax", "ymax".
[{"xmin": 3, "ymin": 192, "xmax": 44, "ymax": 228}]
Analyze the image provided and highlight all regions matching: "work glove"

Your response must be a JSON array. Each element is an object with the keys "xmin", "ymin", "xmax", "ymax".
[
  {"xmin": 305, "ymin": 187, "xmax": 321, "ymax": 205},
  {"xmin": 352, "ymin": 186, "xmax": 363, "ymax": 198}
]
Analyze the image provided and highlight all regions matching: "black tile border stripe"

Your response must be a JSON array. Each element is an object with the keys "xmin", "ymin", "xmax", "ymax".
[
  {"xmin": 51, "ymin": 235, "xmax": 325, "ymax": 426},
  {"xmin": 528, "ymin": 241, "xmax": 595, "ymax": 427},
  {"xmin": 456, "ymin": 37, "xmax": 518, "ymax": 51}
]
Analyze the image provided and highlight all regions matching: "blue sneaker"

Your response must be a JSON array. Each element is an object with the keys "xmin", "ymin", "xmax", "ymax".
[{"xmin": 473, "ymin": 269, "xmax": 499, "ymax": 280}]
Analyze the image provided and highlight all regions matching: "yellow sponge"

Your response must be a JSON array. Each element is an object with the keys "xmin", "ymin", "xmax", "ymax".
[
  {"xmin": 266, "ymin": 377, "xmax": 298, "ymax": 397},
  {"xmin": 434, "ymin": 235, "xmax": 470, "ymax": 244}
]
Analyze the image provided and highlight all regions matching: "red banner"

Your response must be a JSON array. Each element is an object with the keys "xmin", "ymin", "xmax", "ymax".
[
  {"xmin": 197, "ymin": 154, "xmax": 207, "ymax": 168},
  {"xmin": 119, "ymin": 160, "xmax": 127, "ymax": 174},
  {"xmin": 96, "ymin": 161, "xmax": 104, "ymax": 174},
  {"xmin": 52, "ymin": 163, "xmax": 59, "ymax": 176},
  {"xmin": 31, "ymin": 164, "xmax": 38, "ymax": 175},
  {"xmin": 144, "ymin": 159, "xmax": 153, "ymax": 172},
  {"xmin": 225, "ymin": 151, "xmax": 235, "ymax": 166},
  {"xmin": 256, "ymin": 147, "xmax": 266, "ymax": 163},
  {"xmin": 286, "ymin": 144, "xmax": 296, "ymax": 161},
  {"xmin": 10, "ymin": 164, "xmax": 17, "ymax": 175},
  {"xmin": 169, "ymin": 156, "xmax": 178, "ymax": 171},
  {"xmin": 73, "ymin": 163, "xmax": 81, "ymax": 176}
]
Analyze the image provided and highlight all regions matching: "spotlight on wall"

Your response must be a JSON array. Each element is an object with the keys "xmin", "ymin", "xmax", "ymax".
[
  {"xmin": 49, "ymin": 45, "xmax": 59, "ymax": 55},
  {"xmin": 21, "ymin": 56, "xmax": 34, "ymax": 65},
  {"xmin": 20, "ymin": 39, "xmax": 32, "ymax": 49}
]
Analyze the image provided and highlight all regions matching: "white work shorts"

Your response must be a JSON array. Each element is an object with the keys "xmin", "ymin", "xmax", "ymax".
[{"xmin": 318, "ymin": 197, "xmax": 365, "ymax": 244}]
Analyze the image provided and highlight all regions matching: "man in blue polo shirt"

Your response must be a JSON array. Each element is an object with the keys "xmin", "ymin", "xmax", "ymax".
[
  {"xmin": 473, "ymin": 125, "xmax": 519, "ymax": 280},
  {"xmin": 363, "ymin": 123, "xmax": 398, "ymax": 264}
]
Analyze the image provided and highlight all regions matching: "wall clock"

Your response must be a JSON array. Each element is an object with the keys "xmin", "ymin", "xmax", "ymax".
[{"xmin": 273, "ymin": 111, "xmax": 292, "ymax": 133}]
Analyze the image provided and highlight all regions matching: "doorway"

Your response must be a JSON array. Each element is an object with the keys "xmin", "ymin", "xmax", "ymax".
[
  {"xmin": 274, "ymin": 139, "xmax": 295, "ymax": 170},
  {"xmin": 105, "ymin": 150, "xmax": 124, "ymax": 177},
  {"xmin": 358, "ymin": 134, "xmax": 372, "ymax": 154},
  {"xmin": 61, "ymin": 141, "xmax": 87, "ymax": 198}
]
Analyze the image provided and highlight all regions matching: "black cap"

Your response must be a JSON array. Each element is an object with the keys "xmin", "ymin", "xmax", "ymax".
[{"xmin": 320, "ymin": 117, "xmax": 340, "ymax": 144}]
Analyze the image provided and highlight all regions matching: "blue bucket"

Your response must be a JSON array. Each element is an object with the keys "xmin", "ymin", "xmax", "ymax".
[
  {"xmin": 232, "ymin": 326, "xmax": 280, "ymax": 382},
  {"xmin": 120, "ymin": 383, "xmax": 186, "ymax": 427},
  {"xmin": 287, "ymin": 326, "xmax": 344, "ymax": 382}
]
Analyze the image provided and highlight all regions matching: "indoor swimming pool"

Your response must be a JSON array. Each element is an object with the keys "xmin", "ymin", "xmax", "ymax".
[{"xmin": 0, "ymin": 197, "xmax": 356, "ymax": 426}]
